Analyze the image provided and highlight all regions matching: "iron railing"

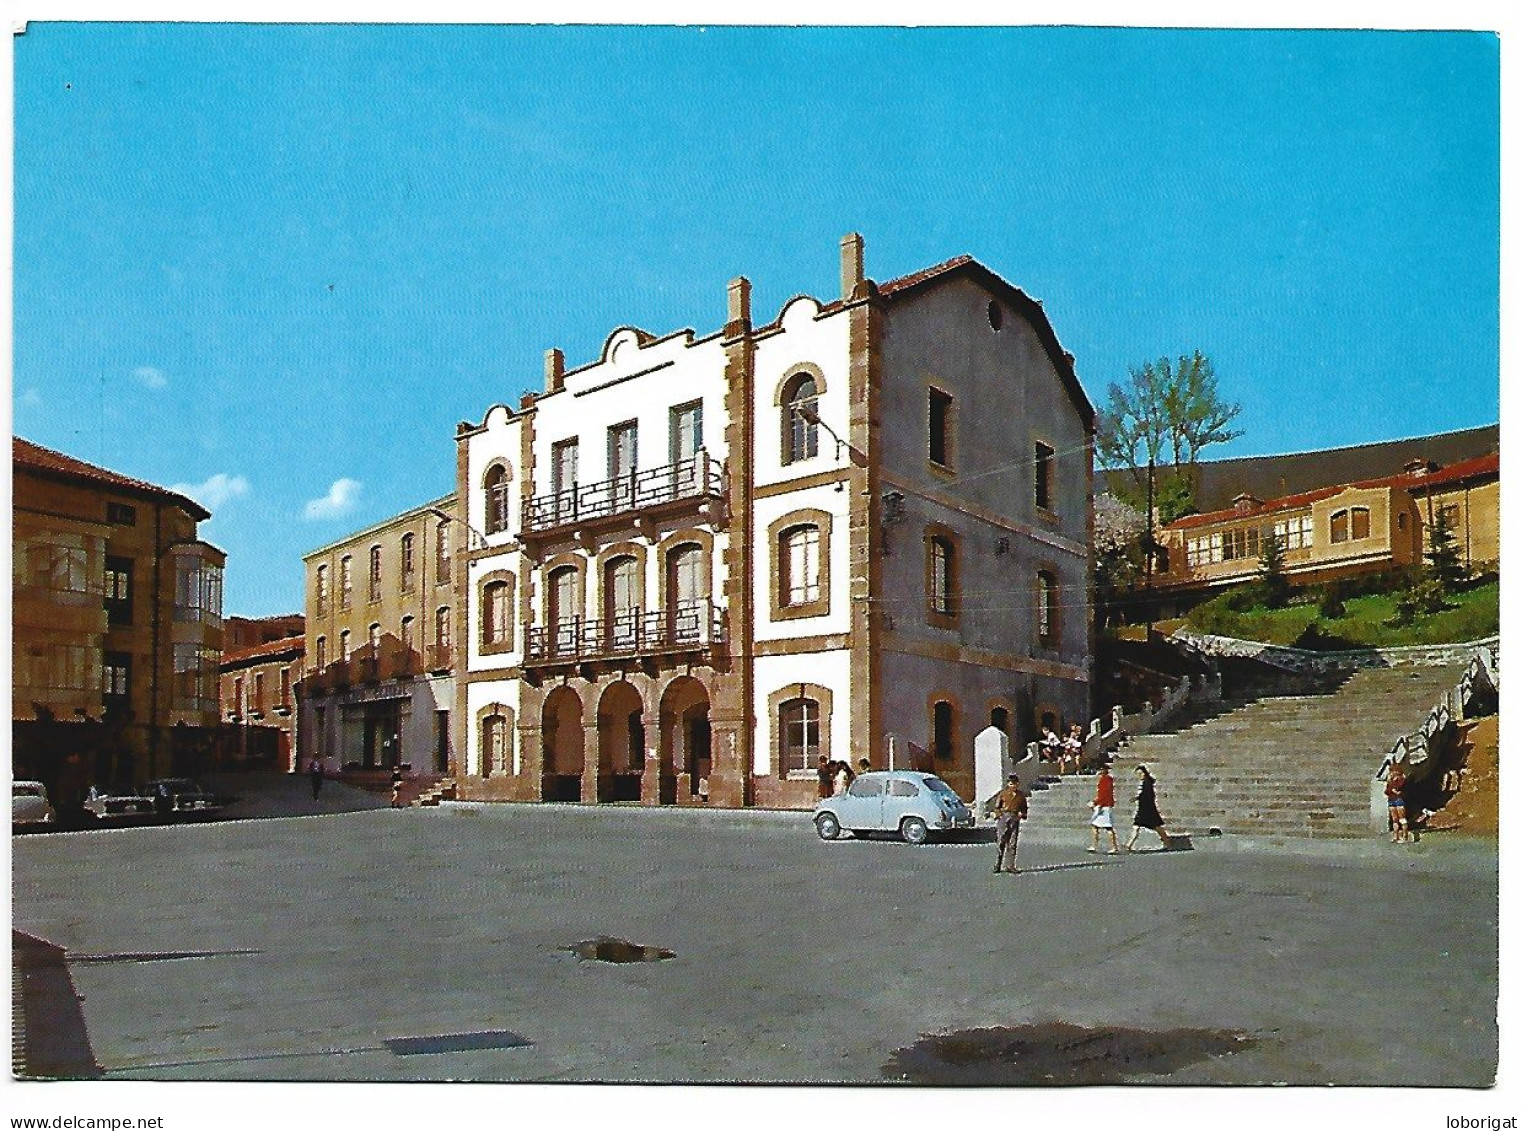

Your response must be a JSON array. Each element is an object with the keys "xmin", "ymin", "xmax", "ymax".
[
  {"xmin": 524, "ymin": 601, "xmax": 725, "ymax": 664},
  {"xmin": 521, "ymin": 452, "xmax": 723, "ymax": 535}
]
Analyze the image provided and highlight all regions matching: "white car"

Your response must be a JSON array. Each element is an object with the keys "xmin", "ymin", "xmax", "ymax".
[
  {"xmin": 812, "ymin": 770, "xmax": 975, "ymax": 844},
  {"xmin": 13, "ymin": 780, "xmax": 57, "ymax": 830}
]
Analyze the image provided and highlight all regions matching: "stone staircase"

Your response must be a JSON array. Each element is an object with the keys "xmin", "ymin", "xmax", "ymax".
[
  {"xmin": 413, "ymin": 778, "xmax": 457, "ymax": 807},
  {"xmin": 1029, "ymin": 666, "xmax": 1459, "ymax": 839}
]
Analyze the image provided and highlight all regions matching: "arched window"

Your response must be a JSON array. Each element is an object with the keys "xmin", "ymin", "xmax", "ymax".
[
  {"xmin": 368, "ymin": 545, "xmax": 382, "ymax": 601},
  {"xmin": 779, "ymin": 697, "xmax": 820, "ymax": 773},
  {"xmin": 484, "ymin": 465, "xmax": 510, "ymax": 534},
  {"xmin": 368, "ymin": 622, "xmax": 381, "ymax": 650},
  {"xmin": 782, "ymin": 375, "xmax": 819, "ymax": 464},
  {"xmin": 435, "ymin": 519, "xmax": 452, "ymax": 584},
  {"xmin": 780, "ymin": 525, "xmax": 822, "ymax": 607},
  {"xmin": 604, "ymin": 556, "xmax": 640, "ymax": 650},
  {"xmin": 400, "ymin": 534, "xmax": 415, "ymax": 591},
  {"xmin": 482, "ymin": 580, "xmax": 512, "ymax": 646},
  {"xmin": 315, "ymin": 636, "xmax": 327, "ymax": 670},
  {"xmin": 990, "ymin": 706, "xmax": 1011, "ymax": 736},
  {"xmin": 1330, "ymin": 510, "xmax": 1349, "ymax": 544},
  {"xmin": 481, "ymin": 714, "xmax": 506, "ymax": 778},
  {"xmin": 435, "ymin": 606, "xmax": 451, "ymax": 651},
  {"xmin": 1037, "ymin": 570, "xmax": 1059, "ymax": 645},
  {"xmin": 932, "ymin": 700, "xmax": 954, "ymax": 760},
  {"xmin": 339, "ymin": 555, "xmax": 353, "ymax": 609},
  {"xmin": 400, "ymin": 616, "xmax": 414, "ymax": 652},
  {"xmin": 928, "ymin": 536, "xmax": 956, "ymax": 618},
  {"xmin": 315, "ymin": 564, "xmax": 329, "ymax": 616},
  {"xmin": 1351, "ymin": 507, "xmax": 1371, "ymax": 540},
  {"xmin": 339, "ymin": 629, "xmax": 351, "ymax": 662}
]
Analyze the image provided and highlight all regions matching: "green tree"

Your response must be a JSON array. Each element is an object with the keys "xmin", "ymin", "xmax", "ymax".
[
  {"xmin": 1098, "ymin": 351, "xmax": 1243, "ymax": 518},
  {"xmin": 1424, "ymin": 517, "xmax": 1467, "ymax": 592},
  {"xmin": 1256, "ymin": 531, "xmax": 1291, "ymax": 609}
]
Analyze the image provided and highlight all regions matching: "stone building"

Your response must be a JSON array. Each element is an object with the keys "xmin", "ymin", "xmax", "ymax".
[
  {"xmin": 1154, "ymin": 451, "xmax": 1499, "ymax": 601},
  {"xmin": 451, "ymin": 235, "xmax": 1095, "ymax": 807},
  {"xmin": 220, "ymin": 633, "xmax": 304, "ymax": 771},
  {"xmin": 299, "ymin": 495, "xmax": 459, "ymax": 775},
  {"xmin": 224, "ymin": 613, "xmax": 305, "ymax": 651},
  {"xmin": 13, "ymin": 436, "xmax": 225, "ymax": 787}
]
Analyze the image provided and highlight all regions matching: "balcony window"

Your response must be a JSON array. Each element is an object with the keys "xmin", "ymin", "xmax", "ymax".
[
  {"xmin": 174, "ymin": 556, "xmax": 223, "ymax": 626},
  {"xmin": 482, "ymin": 580, "xmax": 512, "ymax": 647}
]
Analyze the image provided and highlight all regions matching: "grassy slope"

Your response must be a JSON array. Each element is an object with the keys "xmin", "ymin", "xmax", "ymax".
[{"xmin": 1183, "ymin": 581, "xmax": 1498, "ymax": 649}]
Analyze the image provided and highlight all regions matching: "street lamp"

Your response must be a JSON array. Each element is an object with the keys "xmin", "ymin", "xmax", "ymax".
[
  {"xmin": 428, "ymin": 508, "xmax": 498, "ymax": 559},
  {"xmin": 794, "ymin": 405, "xmax": 867, "ymax": 469}
]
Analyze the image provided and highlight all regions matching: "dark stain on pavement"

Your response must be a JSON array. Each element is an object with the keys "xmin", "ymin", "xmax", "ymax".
[
  {"xmin": 883, "ymin": 1021, "xmax": 1257, "ymax": 1085},
  {"xmin": 567, "ymin": 936, "xmax": 675, "ymax": 963},
  {"xmin": 384, "ymin": 1030, "xmax": 532, "ymax": 1056},
  {"xmin": 70, "ymin": 948, "xmax": 262, "ymax": 964}
]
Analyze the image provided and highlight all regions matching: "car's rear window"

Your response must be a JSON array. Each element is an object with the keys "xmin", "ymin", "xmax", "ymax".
[{"xmin": 923, "ymin": 777, "xmax": 956, "ymax": 794}]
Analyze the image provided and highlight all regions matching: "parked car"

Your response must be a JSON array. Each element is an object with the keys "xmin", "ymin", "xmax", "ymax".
[
  {"xmin": 147, "ymin": 778, "xmax": 226, "ymax": 820},
  {"xmin": 13, "ymin": 780, "xmax": 57, "ymax": 830},
  {"xmin": 812, "ymin": 770, "xmax": 974, "ymax": 844},
  {"xmin": 83, "ymin": 784, "xmax": 156, "ymax": 824}
]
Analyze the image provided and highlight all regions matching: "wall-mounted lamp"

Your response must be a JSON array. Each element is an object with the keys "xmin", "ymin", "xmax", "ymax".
[
  {"xmin": 429, "ymin": 508, "xmax": 495, "ymax": 559},
  {"xmin": 795, "ymin": 405, "xmax": 868, "ymax": 469}
]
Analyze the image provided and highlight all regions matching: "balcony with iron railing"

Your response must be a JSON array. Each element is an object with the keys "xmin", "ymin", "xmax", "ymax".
[
  {"xmin": 521, "ymin": 452, "xmax": 725, "ymax": 538},
  {"xmin": 524, "ymin": 601, "xmax": 726, "ymax": 667},
  {"xmin": 302, "ymin": 639, "xmax": 451, "ymax": 693}
]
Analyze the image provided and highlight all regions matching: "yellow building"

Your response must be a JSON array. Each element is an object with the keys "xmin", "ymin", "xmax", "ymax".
[{"xmin": 1156, "ymin": 452, "xmax": 1498, "ymax": 599}]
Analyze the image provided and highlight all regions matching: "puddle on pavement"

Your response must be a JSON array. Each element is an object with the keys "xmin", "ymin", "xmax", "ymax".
[
  {"xmin": 884, "ymin": 1022, "xmax": 1257, "ymax": 1085},
  {"xmin": 567, "ymin": 936, "xmax": 675, "ymax": 963}
]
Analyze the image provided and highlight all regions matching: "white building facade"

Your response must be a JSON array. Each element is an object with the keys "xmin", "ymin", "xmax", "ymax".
[{"xmin": 454, "ymin": 235, "xmax": 1094, "ymax": 808}]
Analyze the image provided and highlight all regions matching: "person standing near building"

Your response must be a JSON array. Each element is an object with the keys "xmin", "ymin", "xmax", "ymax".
[
  {"xmin": 1385, "ymin": 763, "xmax": 1410, "ymax": 844},
  {"xmin": 816, "ymin": 755, "xmax": 834, "ymax": 800},
  {"xmin": 1088, "ymin": 763, "xmax": 1121, "ymax": 854},
  {"xmin": 310, "ymin": 759, "xmax": 324, "ymax": 801},
  {"xmin": 1125, "ymin": 764, "xmax": 1172, "ymax": 851},
  {"xmin": 390, "ymin": 765, "xmax": 405, "ymax": 809},
  {"xmin": 992, "ymin": 773, "xmax": 1028, "ymax": 874}
]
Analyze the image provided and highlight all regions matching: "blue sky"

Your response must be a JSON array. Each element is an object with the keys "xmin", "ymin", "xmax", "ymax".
[{"xmin": 13, "ymin": 24, "xmax": 1499, "ymax": 616}]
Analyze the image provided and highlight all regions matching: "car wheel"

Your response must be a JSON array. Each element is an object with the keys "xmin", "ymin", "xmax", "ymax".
[
  {"xmin": 815, "ymin": 813, "xmax": 842, "ymax": 841},
  {"xmin": 900, "ymin": 817, "xmax": 930, "ymax": 845}
]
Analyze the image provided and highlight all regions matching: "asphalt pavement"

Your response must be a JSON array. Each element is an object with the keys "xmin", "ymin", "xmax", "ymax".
[{"xmin": 10, "ymin": 801, "xmax": 1498, "ymax": 1086}]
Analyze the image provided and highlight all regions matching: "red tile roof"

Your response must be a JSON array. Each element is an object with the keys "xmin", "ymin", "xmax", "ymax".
[
  {"xmin": 1167, "ymin": 452, "xmax": 1499, "ymax": 531},
  {"xmin": 222, "ymin": 635, "xmax": 306, "ymax": 668},
  {"xmin": 13, "ymin": 436, "xmax": 211, "ymax": 520}
]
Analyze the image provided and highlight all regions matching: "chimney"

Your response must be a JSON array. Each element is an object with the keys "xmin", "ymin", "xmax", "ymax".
[
  {"xmin": 1233, "ymin": 493, "xmax": 1260, "ymax": 515},
  {"xmin": 840, "ymin": 232, "xmax": 865, "ymax": 299},
  {"xmin": 728, "ymin": 276, "xmax": 751, "ymax": 328},
  {"xmin": 544, "ymin": 348, "xmax": 565, "ymax": 394}
]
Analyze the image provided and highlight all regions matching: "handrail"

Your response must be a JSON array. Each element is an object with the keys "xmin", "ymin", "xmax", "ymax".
[
  {"xmin": 522, "ymin": 451, "xmax": 724, "ymax": 534},
  {"xmin": 524, "ymin": 601, "xmax": 725, "ymax": 664}
]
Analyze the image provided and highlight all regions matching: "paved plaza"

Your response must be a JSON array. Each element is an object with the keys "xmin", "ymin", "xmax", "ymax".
[{"xmin": 12, "ymin": 796, "xmax": 1498, "ymax": 1086}]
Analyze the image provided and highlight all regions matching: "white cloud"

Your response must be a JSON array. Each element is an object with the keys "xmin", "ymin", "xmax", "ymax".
[
  {"xmin": 304, "ymin": 478, "xmax": 362, "ymax": 521},
  {"xmin": 133, "ymin": 365, "xmax": 169, "ymax": 389},
  {"xmin": 18, "ymin": 388, "xmax": 42, "ymax": 408},
  {"xmin": 171, "ymin": 473, "xmax": 250, "ymax": 511}
]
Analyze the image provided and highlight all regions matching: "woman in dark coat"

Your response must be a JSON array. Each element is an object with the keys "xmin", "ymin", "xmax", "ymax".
[{"xmin": 1125, "ymin": 764, "xmax": 1172, "ymax": 851}]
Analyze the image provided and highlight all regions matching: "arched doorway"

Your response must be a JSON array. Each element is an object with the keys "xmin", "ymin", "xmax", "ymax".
[
  {"xmin": 541, "ymin": 686, "xmax": 585, "ymax": 801},
  {"xmin": 597, "ymin": 681, "xmax": 645, "ymax": 802},
  {"xmin": 659, "ymin": 677, "xmax": 711, "ymax": 804}
]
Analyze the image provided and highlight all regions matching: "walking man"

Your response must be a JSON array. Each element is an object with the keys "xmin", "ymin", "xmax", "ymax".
[
  {"xmin": 309, "ymin": 759, "xmax": 324, "ymax": 801},
  {"xmin": 992, "ymin": 773, "xmax": 1028, "ymax": 874},
  {"xmin": 1088, "ymin": 763, "xmax": 1121, "ymax": 854}
]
